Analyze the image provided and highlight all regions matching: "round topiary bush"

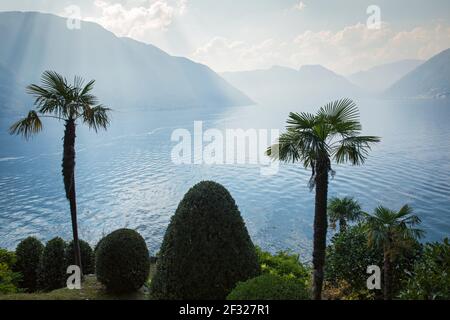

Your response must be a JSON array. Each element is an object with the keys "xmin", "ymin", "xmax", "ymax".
[
  {"xmin": 226, "ymin": 274, "xmax": 310, "ymax": 300},
  {"xmin": 66, "ymin": 239, "xmax": 95, "ymax": 275},
  {"xmin": 39, "ymin": 237, "xmax": 67, "ymax": 291},
  {"xmin": 151, "ymin": 181, "xmax": 261, "ymax": 300},
  {"xmin": 95, "ymin": 228, "xmax": 150, "ymax": 293},
  {"xmin": 14, "ymin": 236, "xmax": 44, "ymax": 292}
]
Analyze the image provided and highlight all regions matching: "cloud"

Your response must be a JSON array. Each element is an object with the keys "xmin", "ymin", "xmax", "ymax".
[
  {"xmin": 293, "ymin": 1, "xmax": 306, "ymax": 11},
  {"xmin": 192, "ymin": 22, "xmax": 450, "ymax": 73},
  {"xmin": 87, "ymin": 0, "xmax": 187, "ymax": 41}
]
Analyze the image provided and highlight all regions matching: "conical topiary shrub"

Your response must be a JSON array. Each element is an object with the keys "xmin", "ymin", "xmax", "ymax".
[
  {"xmin": 151, "ymin": 181, "xmax": 261, "ymax": 299},
  {"xmin": 38, "ymin": 237, "xmax": 67, "ymax": 291},
  {"xmin": 14, "ymin": 236, "xmax": 44, "ymax": 292}
]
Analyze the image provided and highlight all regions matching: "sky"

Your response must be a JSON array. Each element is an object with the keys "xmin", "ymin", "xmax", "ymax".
[{"xmin": 1, "ymin": 0, "xmax": 450, "ymax": 74}]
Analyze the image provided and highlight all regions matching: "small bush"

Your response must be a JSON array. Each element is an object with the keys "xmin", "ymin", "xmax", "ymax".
[
  {"xmin": 399, "ymin": 238, "xmax": 450, "ymax": 300},
  {"xmin": 39, "ymin": 237, "xmax": 67, "ymax": 291},
  {"xmin": 0, "ymin": 248, "xmax": 16, "ymax": 267},
  {"xmin": 95, "ymin": 228, "xmax": 150, "ymax": 293},
  {"xmin": 227, "ymin": 274, "xmax": 309, "ymax": 300},
  {"xmin": 0, "ymin": 249, "xmax": 21, "ymax": 294},
  {"xmin": 256, "ymin": 247, "xmax": 310, "ymax": 285},
  {"xmin": 151, "ymin": 181, "xmax": 260, "ymax": 300},
  {"xmin": 14, "ymin": 236, "xmax": 44, "ymax": 292},
  {"xmin": 66, "ymin": 240, "xmax": 95, "ymax": 275}
]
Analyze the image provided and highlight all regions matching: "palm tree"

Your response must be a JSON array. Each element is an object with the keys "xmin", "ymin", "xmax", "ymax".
[
  {"xmin": 267, "ymin": 98, "xmax": 380, "ymax": 299},
  {"xmin": 365, "ymin": 204, "xmax": 424, "ymax": 300},
  {"xmin": 9, "ymin": 71, "xmax": 111, "ymax": 275},
  {"xmin": 328, "ymin": 197, "xmax": 362, "ymax": 233}
]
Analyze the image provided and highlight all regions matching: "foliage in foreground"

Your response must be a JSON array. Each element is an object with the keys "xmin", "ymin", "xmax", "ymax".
[
  {"xmin": 96, "ymin": 229, "xmax": 150, "ymax": 293},
  {"xmin": 325, "ymin": 223, "xmax": 422, "ymax": 299},
  {"xmin": 66, "ymin": 240, "xmax": 95, "ymax": 275},
  {"xmin": 38, "ymin": 237, "xmax": 67, "ymax": 291},
  {"xmin": 256, "ymin": 247, "xmax": 310, "ymax": 285},
  {"xmin": 0, "ymin": 249, "xmax": 21, "ymax": 294},
  {"xmin": 151, "ymin": 181, "xmax": 260, "ymax": 299},
  {"xmin": 14, "ymin": 236, "xmax": 44, "ymax": 292},
  {"xmin": 400, "ymin": 238, "xmax": 450, "ymax": 300},
  {"xmin": 227, "ymin": 274, "xmax": 309, "ymax": 300}
]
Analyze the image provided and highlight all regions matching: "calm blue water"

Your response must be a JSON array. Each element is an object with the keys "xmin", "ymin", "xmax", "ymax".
[{"xmin": 1, "ymin": 98, "xmax": 449, "ymax": 260}]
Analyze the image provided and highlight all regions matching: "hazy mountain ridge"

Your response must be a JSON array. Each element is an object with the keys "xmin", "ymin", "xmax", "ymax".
[
  {"xmin": 348, "ymin": 59, "xmax": 424, "ymax": 93},
  {"xmin": 222, "ymin": 64, "xmax": 364, "ymax": 106},
  {"xmin": 0, "ymin": 11, "xmax": 252, "ymax": 115},
  {"xmin": 385, "ymin": 48, "xmax": 450, "ymax": 98}
]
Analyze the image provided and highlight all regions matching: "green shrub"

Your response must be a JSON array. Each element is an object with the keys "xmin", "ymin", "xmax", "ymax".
[
  {"xmin": 325, "ymin": 224, "xmax": 382, "ymax": 298},
  {"xmin": 0, "ymin": 249, "xmax": 21, "ymax": 294},
  {"xmin": 227, "ymin": 274, "xmax": 309, "ymax": 300},
  {"xmin": 95, "ymin": 228, "xmax": 150, "ymax": 293},
  {"xmin": 39, "ymin": 237, "xmax": 67, "ymax": 291},
  {"xmin": 324, "ymin": 224, "xmax": 421, "ymax": 299},
  {"xmin": 0, "ymin": 262, "xmax": 21, "ymax": 294},
  {"xmin": 399, "ymin": 238, "xmax": 450, "ymax": 300},
  {"xmin": 66, "ymin": 240, "xmax": 95, "ymax": 274},
  {"xmin": 14, "ymin": 236, "xmax": 44, "ymax": 292},
  {"xmin": 151, "ymin": 181, "xmax": 261, "ymax": 300},
  {"xmin": 0, "ymin": 248, "xmax": 16, "ymax": 267},
  {"xmin": 256, "ymin": 247, "xmax": 310, "ymax": 285}
]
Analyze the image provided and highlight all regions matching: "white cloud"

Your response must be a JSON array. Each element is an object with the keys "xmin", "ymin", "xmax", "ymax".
[
  {"xmin": 293, "ymin": 1, "xmax": 306, "ymax": 11},
  {"xmin": 87, "ymin": 0, "xmax": 187, "ymax": 41},
  {"xmin": 192, "ymin": 22, "xmax": 450, "ymax": 74}
]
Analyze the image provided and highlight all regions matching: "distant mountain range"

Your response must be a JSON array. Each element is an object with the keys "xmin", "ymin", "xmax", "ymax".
[
  {"xmin": 348, "ymin": 59, "xmax": 424, "ymax": 93},
  {"xmin": 0, "ymin": 11, "xmax": 448, "ymax": 116},
  {"xmin": 222, "ymin": 65, "xmax": 362, "ymax": 106},
  {"xmin": 222, "ymin": 48, "xmax": 450, "ymax": 103},
  {"xmin": 0, "ymin": 11, "xmax": 252, "ymax": 116},
  {"xmin": 385, "ymin": 48, "xmax": 450, "ymax": 99}
]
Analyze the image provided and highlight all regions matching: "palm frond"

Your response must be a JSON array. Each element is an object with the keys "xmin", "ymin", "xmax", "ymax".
[
  {"xmin": 333, "ymin": 135, "xmax": 380, "ymax": 165},
  {"xmin": 82, "ymin": 104, "xmax": 111, "ymax": 132},
  {"xmin": 9, "ymin": 110, "xmax": 43, "ymax": 139}
]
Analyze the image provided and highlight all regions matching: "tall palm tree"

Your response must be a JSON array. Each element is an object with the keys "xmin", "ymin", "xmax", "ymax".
[
  {"xmin": 365, "ymin": 204, "xmax": 424, "ymax": 300},
  {"xmin": 328, "ymin": 197, "xmax": 362, "ymax": 233},
  {"xmin": 267, "ymin": 98, "xmax": 380, "ymax": 299},
  {"xmin": 9, "ymin": 71, "xmax": 111, "ymax": 275}
]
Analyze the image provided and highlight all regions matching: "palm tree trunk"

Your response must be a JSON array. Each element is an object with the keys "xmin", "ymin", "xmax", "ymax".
[
  {"xmin": 312, "ymin": 159, "xmax": 329, "ymax": 300},
  {"xmin": 383, "ymin": 245, "xmax": 392, "ymax": 300},
  {"xmin": 339, "ymin": 218, "xmax": 347, "ymax": 233},
  {"xmin": 63, "ymin": 119, "xmax": 83, "ymax": 275}
]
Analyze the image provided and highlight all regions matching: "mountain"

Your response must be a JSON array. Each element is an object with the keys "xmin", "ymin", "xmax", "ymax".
[
  {"xmin": 222, "ymin": 65, "xmax": 363, "ymax": 106},
  {"xmin": 385, "ymin": 49, "xmax": 450, "ymax": 98},
  {"xmin": 0, "ymin": 64, "xmax": 30, "ymax": 116},
  {"xmin": 0, "ymin": 11, "xmax": 252, "ymax": 115},
  {"xmin": 348, "ymin": 59, "xmax": 423, "ymax": 93}
]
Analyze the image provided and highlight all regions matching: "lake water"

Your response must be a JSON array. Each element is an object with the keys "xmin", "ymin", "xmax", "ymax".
[{"xmin": 0, "ymin": 98, "xmax": 449, "ymax": 260}]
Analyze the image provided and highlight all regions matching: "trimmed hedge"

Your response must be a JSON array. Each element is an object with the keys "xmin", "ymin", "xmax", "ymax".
[
  {"xmin": 39, "ymin": 237, "xmax": 67, "ymax": 291},
  {"xmin": 227, "ymin": 274, "xmax": 310, "ymax": 300},
  {"xmin": 66, "ymin": 240, "xmax": 95, "ymax": 275},
  {"xmin": 14, "ymin": 236, "xmax": 44, "ymax": 292},
  {"xmin": 95, "ymin": 229, "xmax": 150, "ymax": 293},
  {"xmin": 151, "ymin": 181, "xmax": 261, "ymax": 300}
]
